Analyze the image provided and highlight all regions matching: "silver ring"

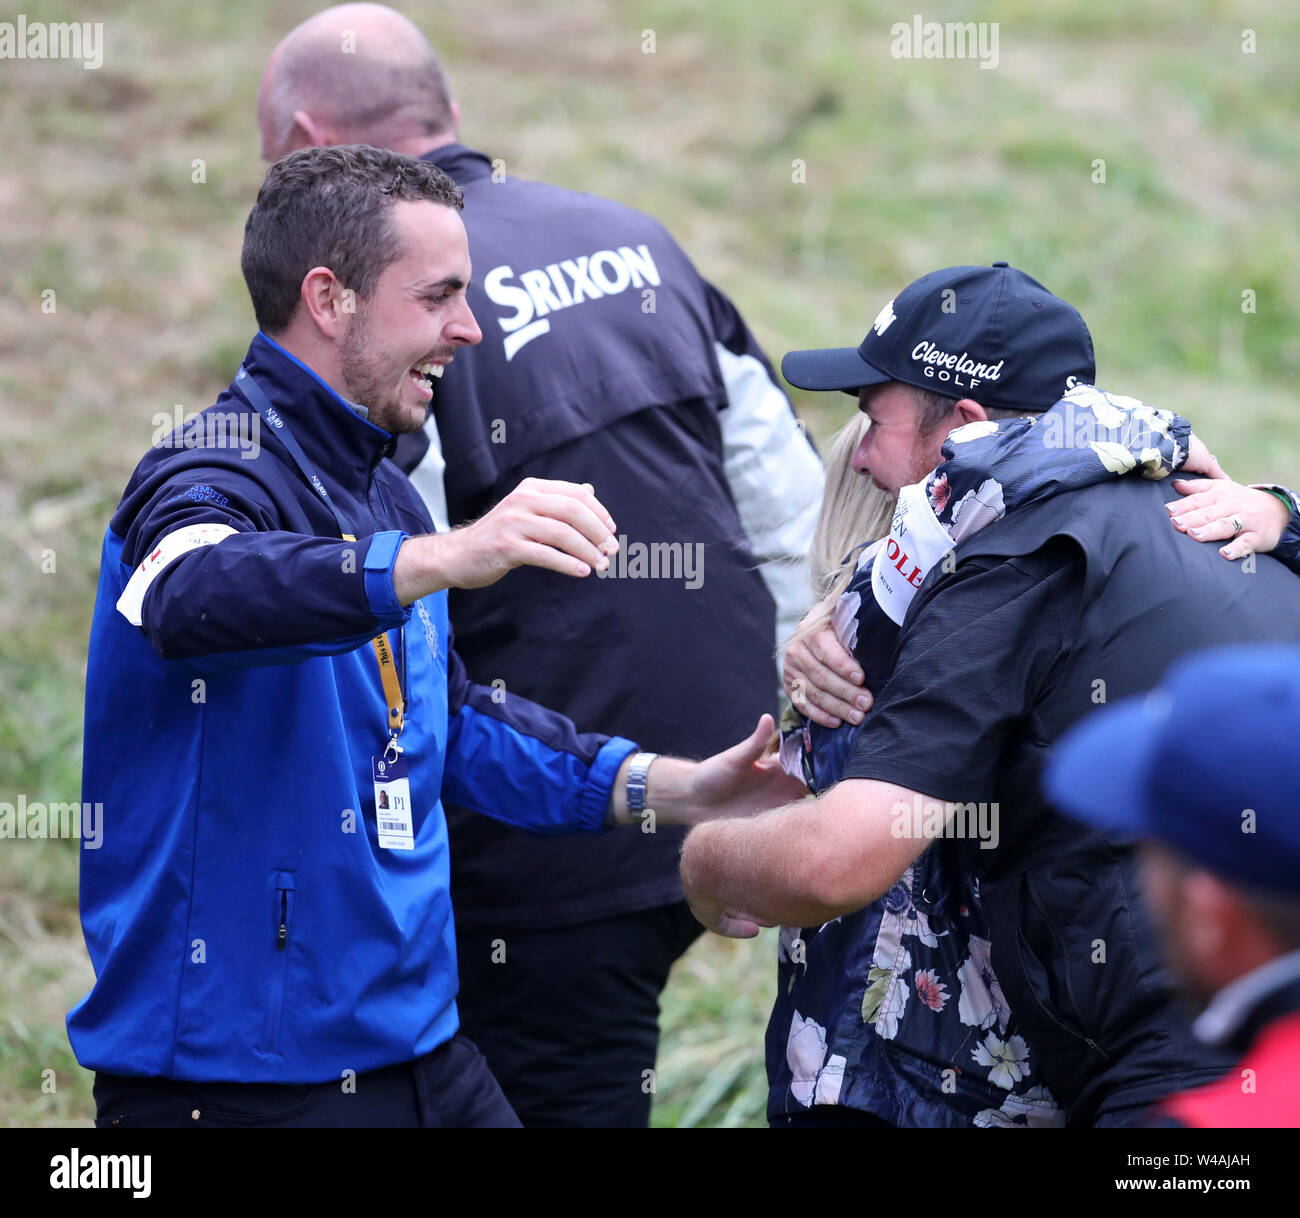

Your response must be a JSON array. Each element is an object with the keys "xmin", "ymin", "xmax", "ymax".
[{"xmin": 1229, "ymin": 515, "xmax": 1244, "ymax": 537}]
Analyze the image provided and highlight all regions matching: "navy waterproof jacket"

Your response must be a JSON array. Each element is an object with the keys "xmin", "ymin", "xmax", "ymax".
[{"xmin": 71, "ymin": 333, "xmax": 636, "ymax": 1083}]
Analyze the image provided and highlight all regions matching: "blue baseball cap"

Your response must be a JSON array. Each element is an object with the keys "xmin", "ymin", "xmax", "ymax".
[
  {"xmin": 1044, "ymin": 645, "xmax": 1300, "ymax": 896},
  {"xmin": 782, "ymin": 262, "xmax": 1095, "ymax": 412}
]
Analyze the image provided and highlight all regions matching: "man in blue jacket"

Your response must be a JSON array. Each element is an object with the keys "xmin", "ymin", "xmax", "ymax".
[
  {"xmin": 256, "ymin": 3, "xmax": 825, "ymax": 1126},
  {"xmin": 77, "ymin": 144, "xmax": 801, "ymax": 1128}
]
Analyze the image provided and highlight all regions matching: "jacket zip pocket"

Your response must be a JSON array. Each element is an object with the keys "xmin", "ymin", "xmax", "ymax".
[
  {"xmin": 263, "ymin": 870, "xmax": 296, "ymax": 1055},
  {"xmin": 1021, "ymin": 873, "xmax": 1109, "ymax": 1061}
]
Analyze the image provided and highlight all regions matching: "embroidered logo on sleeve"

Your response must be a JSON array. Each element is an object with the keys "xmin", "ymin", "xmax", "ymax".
[
  {"xmin": 414, "ymin": 598, "xmax": 439, "ymax": 662},
  {"xmin": 165, "ymin": 484, "xmax": 230, "ymax": 508}
]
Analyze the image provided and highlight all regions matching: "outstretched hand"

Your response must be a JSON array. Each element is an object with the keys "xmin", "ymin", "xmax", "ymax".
[
  {"xmin": 686, "ymin": 713, "xmax": 808, "ymax": 825},
  {"xmin": 395, "ymin": 478, "xmax": 619, "ymax": 603},
  {"xmin": 438, "ymin": 477, "xmax": 618, "ymax": 587}
]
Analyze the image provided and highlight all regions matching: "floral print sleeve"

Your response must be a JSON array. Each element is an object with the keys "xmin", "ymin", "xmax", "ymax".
[{"xmin": 927, "ymin": 384, "xmax": 1190, "ymax": 542}]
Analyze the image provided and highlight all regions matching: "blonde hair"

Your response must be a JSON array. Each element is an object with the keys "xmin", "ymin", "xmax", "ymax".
[{"xmin": 785, "ymin": 415, "xmax": 896, "ymax": 653}]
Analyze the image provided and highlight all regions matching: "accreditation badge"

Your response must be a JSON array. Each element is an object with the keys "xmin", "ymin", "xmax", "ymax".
[{"xmin": 372, "ymin": 754, "xmax": 414, "ymax": 850}]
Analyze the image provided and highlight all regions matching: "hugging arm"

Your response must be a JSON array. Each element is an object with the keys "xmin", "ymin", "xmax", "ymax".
[
  {"xmin": 686, "ymin": 545, "xmax": 1077, "ymax": 935},
  {"xmin": 1168, "ymin": 477, "xmax": 1300, "ymax": 570}
]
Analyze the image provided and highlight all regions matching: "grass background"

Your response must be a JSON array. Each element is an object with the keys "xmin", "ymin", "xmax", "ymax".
[{"xmin": 1, "ymin": 0, "xmax": 1297, "ymax": 1127}]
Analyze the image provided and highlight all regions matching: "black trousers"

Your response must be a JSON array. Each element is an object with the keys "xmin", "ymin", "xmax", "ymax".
[
  {"xmin": 93, "ymin": 1034, "xmax": 520, "ymax": 1128},
  {"xmin": 454, "ymin": 900, "xmax": 704, "ymax": 1127}
]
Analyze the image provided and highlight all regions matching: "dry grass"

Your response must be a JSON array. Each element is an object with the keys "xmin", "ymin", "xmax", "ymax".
[{"xmin": 2, "ymin": 0, "xmax": 1297, "ymax": 1126}]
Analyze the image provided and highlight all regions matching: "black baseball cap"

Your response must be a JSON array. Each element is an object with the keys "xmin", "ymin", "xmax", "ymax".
[{"xmin": 782, "ymin": 262, "xmax": 1095, "ymax": 412}]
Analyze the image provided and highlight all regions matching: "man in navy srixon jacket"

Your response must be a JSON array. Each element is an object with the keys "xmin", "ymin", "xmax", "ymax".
[
  {"xmin": 78, "ymin": 145, "xmax": 801, "ymax": 1128},
  {"xmin": 257, "ymin": 4, "xmax": 825, "ymax": 1125}
]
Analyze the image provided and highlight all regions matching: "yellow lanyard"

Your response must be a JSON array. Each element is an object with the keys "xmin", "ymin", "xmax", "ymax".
[
  {"xmin": 371, "ymin": 630, "xmax": 405, "ymax": 737},
  {"xmin": 343, "ymin": 533, "xmax": 405, "ymax": 751}
]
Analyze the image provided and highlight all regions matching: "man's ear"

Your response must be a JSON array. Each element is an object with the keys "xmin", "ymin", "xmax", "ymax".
[
  {"xmin": 450, "ymin": 99, "xmax": 461, "ymax": 134},
  {"xmin": 952, "ymin": 398, "xmax": 988, "ymax": 426},
  {"xmin": 287, "ymin": 109, "xmax": 331, "ymax": 153},
  {"xmin": 299, "ymin": 266, "xmax": 351, "ymax": 340}
]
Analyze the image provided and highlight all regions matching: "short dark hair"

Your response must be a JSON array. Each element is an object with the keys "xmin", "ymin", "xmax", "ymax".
[
  {"xmin": 240, "ymin": 144, "xmax": 463, "ymax": 335},
  {"xmin": 908, "ymin": 385, "xmax": 1029, "ymax": 432}
]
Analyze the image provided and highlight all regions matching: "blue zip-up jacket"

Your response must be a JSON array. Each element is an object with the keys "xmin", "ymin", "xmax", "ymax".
[{"xmin": 71, "ymin": 333, "xmax": 637, "ymax": 1083}]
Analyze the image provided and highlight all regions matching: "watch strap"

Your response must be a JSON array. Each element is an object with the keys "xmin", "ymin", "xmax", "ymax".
[{"xmin": 626, "ymin": 752, "xmax": 659, "ymax": 815}]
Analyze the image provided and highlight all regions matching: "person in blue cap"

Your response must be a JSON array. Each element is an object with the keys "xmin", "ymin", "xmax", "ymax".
[{"xmin": 1046, "ymin": 644, "xmax": 1300, "ymax": 1128}]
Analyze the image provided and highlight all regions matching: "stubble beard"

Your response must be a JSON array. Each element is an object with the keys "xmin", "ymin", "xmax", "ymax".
[
  {"xmin": 338, "ymin": 308, "xmax": 427, "ymax": 436},
  {"xmin": 869, "ymin": 448, "xmax": 937, "ymax": 497},
  {"xmin": 907, "ymin": 428, "xmax": 948, "ymax": 490}
]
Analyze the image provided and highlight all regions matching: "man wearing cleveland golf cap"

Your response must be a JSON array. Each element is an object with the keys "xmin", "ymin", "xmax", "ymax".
[
  {"xmin": 1047, "ymin": 645, "xmax": 1300, "ymax": 1127},
  {"xmin": 781, "ymin": 261, "xmax": 1093, "ymax": 420},
  {"xmin": 681, "ymin": 261, "xmax": 1300, "ymax": 1125}
]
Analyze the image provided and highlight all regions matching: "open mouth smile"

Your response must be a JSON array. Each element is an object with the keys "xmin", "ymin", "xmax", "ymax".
[{"xmin": 407, "ymin": 361, "xmax": 448, "ymax": 397}]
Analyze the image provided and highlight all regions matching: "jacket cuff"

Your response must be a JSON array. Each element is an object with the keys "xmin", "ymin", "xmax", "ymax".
[
  {"xmin": 1273, "ymin": 516, "xmax": 1300, "ymax": 573},
  {"xmin": 576, "ymin": 735, "xmax": 640, "ymax": 833},
  {"xmin": 363, "ymin": 531, "xmax": 409, "ymax": 626},
  {"xmin": 1249, "ymin": 483, "xmax": 1300, "ymax": 516}
]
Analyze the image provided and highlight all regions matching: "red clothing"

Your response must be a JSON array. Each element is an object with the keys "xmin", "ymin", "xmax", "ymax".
[{"xmin": 1161, "ymin": 1011, "xmax": 1300, "ymax": 1127}]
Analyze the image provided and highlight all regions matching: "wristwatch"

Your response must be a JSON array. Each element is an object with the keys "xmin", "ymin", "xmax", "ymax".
[{"xmin": 626, "ymin": 752, "xmax": 659, "ymax": 816}]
